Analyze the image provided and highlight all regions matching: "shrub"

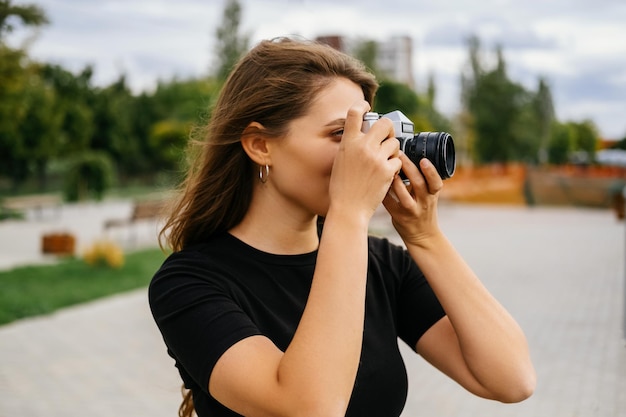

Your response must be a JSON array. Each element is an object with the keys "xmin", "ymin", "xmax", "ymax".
[
  {"xmin": 63, "ymin": 151, "xmax": 115, "ymax": 201},
  {"xmin": 82, "ymin": 239, "xmax": 124, "ymax": 269}
]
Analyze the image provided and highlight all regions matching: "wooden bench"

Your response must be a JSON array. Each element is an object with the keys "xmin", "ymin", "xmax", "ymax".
[
  {"xmin": 104, "ymin": 199, "xmax": 166, "ymax": 230},
  {"xmin": 1, "ymin": 194, "xmax": 62, "ymax": 219},
  {"xmin": 104, "ymin": 199, "xmax": 166, "ymax": 245}
]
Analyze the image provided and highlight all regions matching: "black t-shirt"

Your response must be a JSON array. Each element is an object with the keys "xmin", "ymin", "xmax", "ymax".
[{"xmin": 149, "ymin": 232, "xmax": 445, "ymax": 417}]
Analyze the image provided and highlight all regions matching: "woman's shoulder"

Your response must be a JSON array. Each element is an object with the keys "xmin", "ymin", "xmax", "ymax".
[
  {"xmin": 367, "ymin": 234, "xmax": 407, "ymax": 260},
  {"xmin": 151, "ymin": 233, "xmax": 240, "ymax": 282},
  {"xmin": 367, "ymin": 234, "xmax": 421, "ymax": 281},
  {"xmin": 165, "ymin": 233, "xmax": 242, "ymax": 263}
]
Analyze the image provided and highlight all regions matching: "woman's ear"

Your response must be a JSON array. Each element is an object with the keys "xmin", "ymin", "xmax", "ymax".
[{"xmin": 240, "ymin": 121, "xmax": 270, "ymax": 166}]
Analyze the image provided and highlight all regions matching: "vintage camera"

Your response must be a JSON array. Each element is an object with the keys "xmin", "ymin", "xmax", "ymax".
[{"xmin": 362, "ymin": 110, "xmax": 455, "ymax": 180}]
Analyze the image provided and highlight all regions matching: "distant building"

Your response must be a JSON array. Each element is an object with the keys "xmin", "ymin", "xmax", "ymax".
[
  {"xmin": 376, "ymin": 36, "xmax": 415, "ymax": 90},
  {"xmin": 316, "ymin": 34, "xmax": 415, "ymax": 90}
]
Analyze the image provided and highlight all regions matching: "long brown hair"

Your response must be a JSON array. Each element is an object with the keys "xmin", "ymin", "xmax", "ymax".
[
  {"xmin": 160, "ymin": 37, "xmax": 377, "ymax": 252},
  {"xmin": 161, "ymin": 37, "xmax": 378, "ymax": 416}
]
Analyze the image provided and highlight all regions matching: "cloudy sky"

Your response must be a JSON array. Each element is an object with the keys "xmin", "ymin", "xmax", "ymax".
[{"xmin": 8, "ymin": 0, "xmax": 626, "ymax": 139}]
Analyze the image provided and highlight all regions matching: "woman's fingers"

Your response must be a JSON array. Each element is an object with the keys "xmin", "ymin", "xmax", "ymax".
[
  {"xmin": 342, "ymin": 101, "xmax": 371, "ymax": 141},
  {"xmin": 419, "ymin": 159, "xmax": 444, "ymax": 195}
]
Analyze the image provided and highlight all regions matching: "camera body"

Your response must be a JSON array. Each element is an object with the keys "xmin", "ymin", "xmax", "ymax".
[{"xmin": 362, "ymin": 110, "xmax": 455, "ymax": 180}]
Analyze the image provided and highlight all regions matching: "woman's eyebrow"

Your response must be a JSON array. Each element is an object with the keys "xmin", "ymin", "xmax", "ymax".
[{"xmin": 324, "ymin": 118, "xmax": 346, "ymax": 127}]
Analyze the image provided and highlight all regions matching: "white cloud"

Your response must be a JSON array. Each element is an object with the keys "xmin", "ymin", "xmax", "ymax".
[{"xmin": 6, "ymin": 0, "xmax": 626, "ymax": 138}]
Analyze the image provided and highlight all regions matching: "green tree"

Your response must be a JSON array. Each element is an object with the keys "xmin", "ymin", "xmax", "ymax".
[
  {"xmin": 0, "ymin": 2, "xmax": 97, "ymax": 191},
  {"xmin": 18, "ymin": 71, "xmax": 62, "ymax": 189},
  {"xmin": 89, "ymin": 75, "xmax": 148, "ymax": 181},
  {"xmin": 352, "ymin": 37, "xmax": 451, "ymax": 136},
  {"xmin": 425, "ymin": 73, "xmax": 436, "ymax": 108},
  {"xmin": 353, "ymin": 39, "xmax": 379, "ymax": 76},
  {"xmin": 547, "ymin": 120, "xmax": 599, "ymax": 164},
  {"xmin": 0, "ymin": 45, "xmax": 29, "ymax": 187},
  {"xmin": 145, "ymin": 77, "xmax": 220, "ymax": 175},
  {"xmin": 610, "ymin": 135, "xmax": 626, "ymax": 150},
  {"xmin": 548, "ymin": 122, "xmax": 573, "ymax": 164},
  {"xmin": 420, "ymin": 73, "xmax": 452, "ymax": 133},
  {"xmin": 533, "ymin": 77, "xmax": 555, "ymax": 164},
  {"xmin": 461, "ymin": 36, "xmax": 537, "ymax": 163},
  {"xmin": 126, "ymin": 92, "xmax": 159, "ymax": 176},
  {"xmin": 510, "ymin": 96, "xmax": 541, "ymax": 163},
  {"xmin": 374, "ymin": 79, "xmax": 420, "ymax": 115},
  {"xmin": 373, "ymin": 79, "xmax": 438, "ymax": 132},
  {"xmin": 463, "ymin": 45, "xmax": 514, "ymax": 162},
  {"xmin": 148, "ymin": 120, "xmax": 189, "ymax": 171},
  {"xmin": 63, "ymin": 151, "xmax": 115, "ymax": 201},
  {"xmin": 151, "ymin": 77, "xmax": 219, "ymax": 122},
  {"xmin": 0, "ymin": 46, "xmax": 63, "ymax": 190},
  {"xmin": 40, "ymin": 64, "xmax": 95, "ymax": 155},
  {"xmin": 0, "ymin": 0, "xmax": 48, "ymax": 40},
  {"xmin": 213, "ymin": 0, "xmax": 249, "ymax": 81},
  {"xmin": 571, "ymin": 120, "xmax": 598, "ymax": 161}
]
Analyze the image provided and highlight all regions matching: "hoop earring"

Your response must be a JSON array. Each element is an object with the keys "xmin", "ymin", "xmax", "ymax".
[{"xmin": 259, "ymin": 164, "xmax": 270, "ymax": 184}]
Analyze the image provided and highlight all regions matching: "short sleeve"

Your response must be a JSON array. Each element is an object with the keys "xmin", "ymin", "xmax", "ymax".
[
  {"xmin": 395, "ymin": 257, "xmax": 447, "ymax": 350},
  {"xmin": 369, "ymin": 237, "xmax": 446, "ymax": 351},
  {"xmin": 148, "ymin": 251, "xmax": 261, "ymax": 394}
]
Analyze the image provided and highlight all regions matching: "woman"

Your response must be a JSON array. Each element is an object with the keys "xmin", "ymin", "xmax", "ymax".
[{"xmin": 149, "ymin": 37, "xmax": 535, "ymax": 417}]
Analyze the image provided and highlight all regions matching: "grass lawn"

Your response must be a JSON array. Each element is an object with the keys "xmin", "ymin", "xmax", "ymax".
[{"xmin": 0, "ymin": 247, "xmax": 168, "ymax": 326}]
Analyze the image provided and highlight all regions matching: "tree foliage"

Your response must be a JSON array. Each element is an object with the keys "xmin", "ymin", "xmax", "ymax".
[
  {"xmin": 548, "ymin": 119, "xmax": 598, "ymax": 164},
  {"xmin": 0, "ymin": 1, "xmax": 224, "ymax": 195},
  {"xmin": 548, "ymin": 122, "xmax": 573, "ymax": 164},
  {"xmin": 352, "ymin": 37, "xmax": 451, "ymax": 136},
  {"xmin": 0, "ymin": 45, "xmax": 30, "ymax": 185},
  {"xmin": 353, "ymin": 39, "xmax": 379, "ymax": 75},
  {"xmin": 610, "ymin": 135, "xmax": 626, "ymax": 150},
  {"xmin": 460, "ymin": 35, "xmax": 600, "ymax": 165},
  {"xmin": 0, "ymin": 54, "xmax": 220, "ymax": 193},
  {"xmin": 0, "ymin": 1, "xmax": 609, "ymax": 200},
  {"xmin": 375, "ymin": 79, "xmax": 420, "ymax": 115},
  {"xmin": 461, "ymin": 37, "xmax": 535, "ymax": 163},
  {"xmin": 0, "ymin": 0, "xmax": 48, "ymax": 40},
  {"xmin": 63, "ymin": 151, "xmax": 115, "ymax": 201},
  {"xmin": 40, "ymin": 64, "xmax": 95, "ymax": 155},
  {"xmin": 213, "ymin": 0, "xmax": 249, "ymax": 81},
  {"xmin": 533, "ymin": 77, "xmax": 555, "ymax": 164}
]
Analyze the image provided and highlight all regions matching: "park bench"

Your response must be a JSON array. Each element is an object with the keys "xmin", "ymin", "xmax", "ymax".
[
  {"xmin": 103, "ymin": 199, "xmax": 166, "ymax": 245},
  {"xmin": 1, "ymin": 194, "xmax": 63, "ymax": 219}
]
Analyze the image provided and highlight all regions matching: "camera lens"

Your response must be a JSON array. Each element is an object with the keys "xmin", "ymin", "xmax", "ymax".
[{"xmin": 401, "ymin": 132, "xmax": 456, "ymax": 179}]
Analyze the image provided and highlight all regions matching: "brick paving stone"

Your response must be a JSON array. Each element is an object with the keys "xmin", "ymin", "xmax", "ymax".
[{"xmin": 394, "ymin": 204, "xmax": 626, "ymax": 417}]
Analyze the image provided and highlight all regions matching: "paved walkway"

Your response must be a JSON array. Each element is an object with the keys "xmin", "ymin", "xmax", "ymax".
[{"xmin": 0, "ymin": 201, "xmax": 624, "ymax": 416}]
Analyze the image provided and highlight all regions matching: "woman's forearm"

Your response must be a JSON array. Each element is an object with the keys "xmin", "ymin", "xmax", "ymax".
[
  {"xmin": 406, "ymin": 232, "xmax": 535, "ymax": 400},
  {"xmin": 277, "ymin": 208, "xmax": 370, "ymax": 415}
]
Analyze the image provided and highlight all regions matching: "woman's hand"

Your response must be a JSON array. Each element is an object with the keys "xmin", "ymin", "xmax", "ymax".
[
  {"xmin": 329, "ymin": 101, "xmax": 402, "ymax": 223},
  {"xmin": 383, "ymin": 154, "xmax": 444, "ymax": 246}
]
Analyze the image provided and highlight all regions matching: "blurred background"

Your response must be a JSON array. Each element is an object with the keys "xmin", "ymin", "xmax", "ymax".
[
  {"xmin": 1, "ymin": 0, "xmax": 625, "ymax": 210},
  {"xmin": 0, "ymin": 1, "xmax": 625, "ymax": 416}
]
